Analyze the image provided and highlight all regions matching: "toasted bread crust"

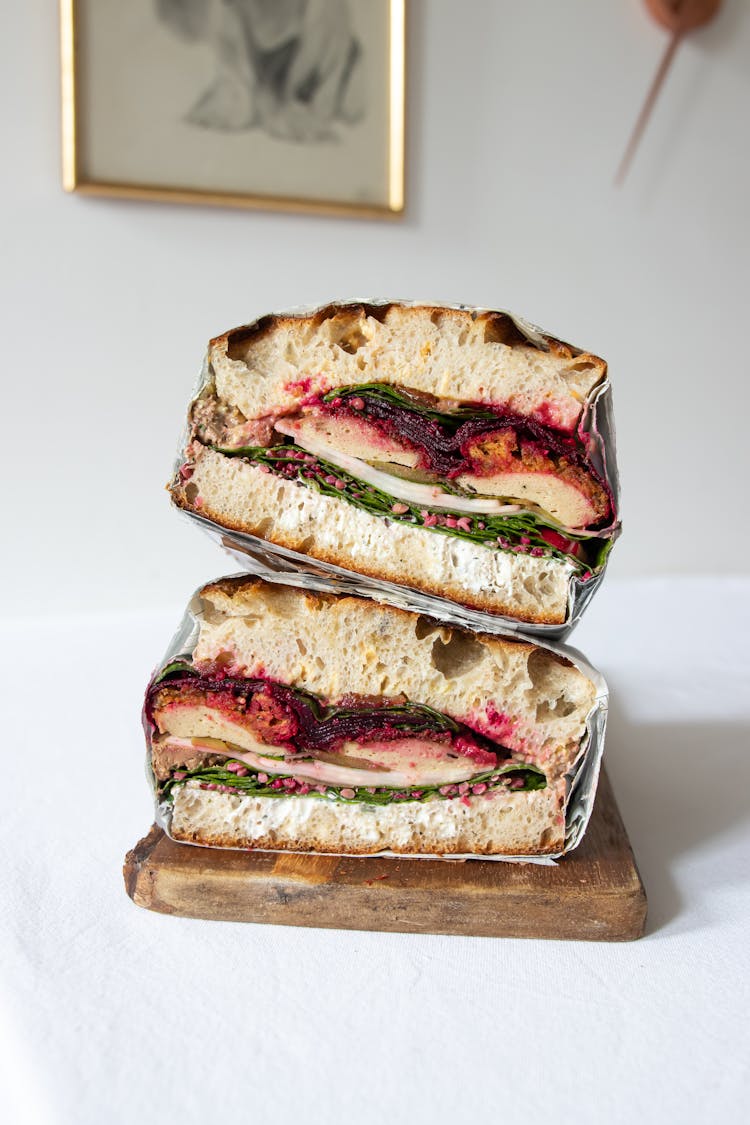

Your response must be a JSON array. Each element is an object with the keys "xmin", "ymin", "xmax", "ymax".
[{"xmin": 210, "ymin": 301, "xmax": 601, "ymax": 369}]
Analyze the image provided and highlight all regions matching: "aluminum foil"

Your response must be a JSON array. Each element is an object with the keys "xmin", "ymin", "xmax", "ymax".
[
  {"xmin": 169, "ymin": 299, "xmax": 621, "ymax": 641},
  {"xmin": 145, "ymin": 577, "xmax": 608, "ymax": 864}
]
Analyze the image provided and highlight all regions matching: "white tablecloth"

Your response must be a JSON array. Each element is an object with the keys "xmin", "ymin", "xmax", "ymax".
[{"xmin": 2, "ymin": 577, "xmax": 748, "ymax": 1125}]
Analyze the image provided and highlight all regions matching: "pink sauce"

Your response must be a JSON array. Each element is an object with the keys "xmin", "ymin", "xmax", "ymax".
[
  {"xmin": 283, "ymin": 377, "xmax": 332, "ymax": 407},
  {"xmin": 530, "ymin": 399, "xmax": 575, "ymax": 434},
  {"xmin": 464, "ymin": 704, "xmax": 518, "ymax": 744},
  {"xmin": 284, "ymin": 376, "xmax": 314, "ymax": 395}
]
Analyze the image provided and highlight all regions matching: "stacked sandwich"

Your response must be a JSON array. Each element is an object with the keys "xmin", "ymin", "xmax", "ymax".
[{"xmin": 144, "ymin": 301, "xmax": 619, "ymax": 860}]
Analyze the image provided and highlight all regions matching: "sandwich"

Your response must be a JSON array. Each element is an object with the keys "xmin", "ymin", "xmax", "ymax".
[
  {"xmin": 143, "ymin": 577, "xmax": 604, "ymax": 857},
  {"xmin": 171, "ymin": 301, "xmax": 620, "ymax": 629}
]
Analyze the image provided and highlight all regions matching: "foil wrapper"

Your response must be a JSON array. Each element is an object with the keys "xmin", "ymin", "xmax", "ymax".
[
  {"xmin": 145, "ymin": 579, "xmax": 608, "ymax": 864},
  {"xmin": 170, "ymin": 300, "xmax": 621, "ymax": 641}
]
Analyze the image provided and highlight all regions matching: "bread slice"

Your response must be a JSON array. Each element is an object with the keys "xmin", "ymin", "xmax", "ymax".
[
  {"xmin": 193, "ymin": 578, "xmax": 596, "ymax": 771},
  {"xmin": 170, "ymin": 782, "xmax": 565, "ymax": 856},
  {"xmin": 176, "ymin": 446, "xmax": 576, "ymax": 625},
  {"xmin": 149, "ymin": 577, "xmax": 601, "ymax": 857},
  {"xmin": 209, "ymin": 301, "xmax": 607, "ymax": 432}
]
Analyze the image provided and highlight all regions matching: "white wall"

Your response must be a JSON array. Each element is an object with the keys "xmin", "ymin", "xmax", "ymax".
[{"xmin": 2, "ymin": 0, "xmax": 749, "ymax": 620}]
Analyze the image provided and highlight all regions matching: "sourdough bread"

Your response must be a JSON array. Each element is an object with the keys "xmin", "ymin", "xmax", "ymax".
[
  {"xmin": 192, "ymin": 577, "xmax": 597, "ymax": 777},
  {"xmin": 170, "ymin": 781, "xmax": 565, "ymax": 856},
  {"xmin": 210, "ymin": 302, "xmax": 606, "ymax": 431},
  {"xmin": 175, "ymin": 447, "xmax": 576, "ymax": 625}
]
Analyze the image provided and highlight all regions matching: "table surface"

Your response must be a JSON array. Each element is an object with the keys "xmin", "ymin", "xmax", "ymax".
[{"xmin": 2, "ymin": 577, "xmax": 748, "ymax": 1125}]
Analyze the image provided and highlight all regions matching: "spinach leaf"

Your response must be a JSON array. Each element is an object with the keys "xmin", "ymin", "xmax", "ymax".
[{"xmin": 161, "ymin": 760, "xmax": 547, "ymax": 805}]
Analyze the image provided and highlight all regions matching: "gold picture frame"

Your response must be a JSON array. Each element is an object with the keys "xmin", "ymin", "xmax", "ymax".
[{"xmin": 60, "ymin": 0, "xmax": 405, "ymax": 219}]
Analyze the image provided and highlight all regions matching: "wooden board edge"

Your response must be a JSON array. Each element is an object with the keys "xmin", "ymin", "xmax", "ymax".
[
  {"xmin": 122, "ymin": 843, "xmax": 648, "ymax": 942},
  {"xmin": 124, "ymin": 856, "xmax": 647, "ymax": 940},
  {"xmin": 123, "ymin": 823, "xmax": 164, "ymax": 907}
]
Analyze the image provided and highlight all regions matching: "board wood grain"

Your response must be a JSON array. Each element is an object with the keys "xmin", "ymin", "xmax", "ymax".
[{"xmin": 123, "ymin": 768, "xmax": 647, "ymax": 941}]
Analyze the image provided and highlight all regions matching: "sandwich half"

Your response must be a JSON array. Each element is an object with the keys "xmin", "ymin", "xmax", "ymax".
[
  {"xmin": 144, "ymin": 577, "xmax": 603, "ymax": 857},
  {"xmin": 171, "ymin": 301, "xmax": 620, "ymax": 628}
]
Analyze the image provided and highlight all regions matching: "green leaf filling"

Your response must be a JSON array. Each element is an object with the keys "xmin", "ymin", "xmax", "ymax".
[
  {"xmin": 161, "ymin": 760, "xmax": 547, "ymax": 806},
  {"xmin": 153, "ymin": 660, "xmax": 198, "ymax": 686},
  {"xmin": 323, "ymin": 383, "xmax": 499, "ymax": 426}
]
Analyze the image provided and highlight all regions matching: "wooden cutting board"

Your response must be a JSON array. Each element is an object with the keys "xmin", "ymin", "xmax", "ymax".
[{"xmin": 123, "ymin": 768, "xmax": 646, "ymax": 941}]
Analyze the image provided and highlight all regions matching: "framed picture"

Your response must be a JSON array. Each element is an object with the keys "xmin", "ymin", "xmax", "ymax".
[{"xmin": 60, "ymin": 0, "xmax": 405, "ymax": 219}]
